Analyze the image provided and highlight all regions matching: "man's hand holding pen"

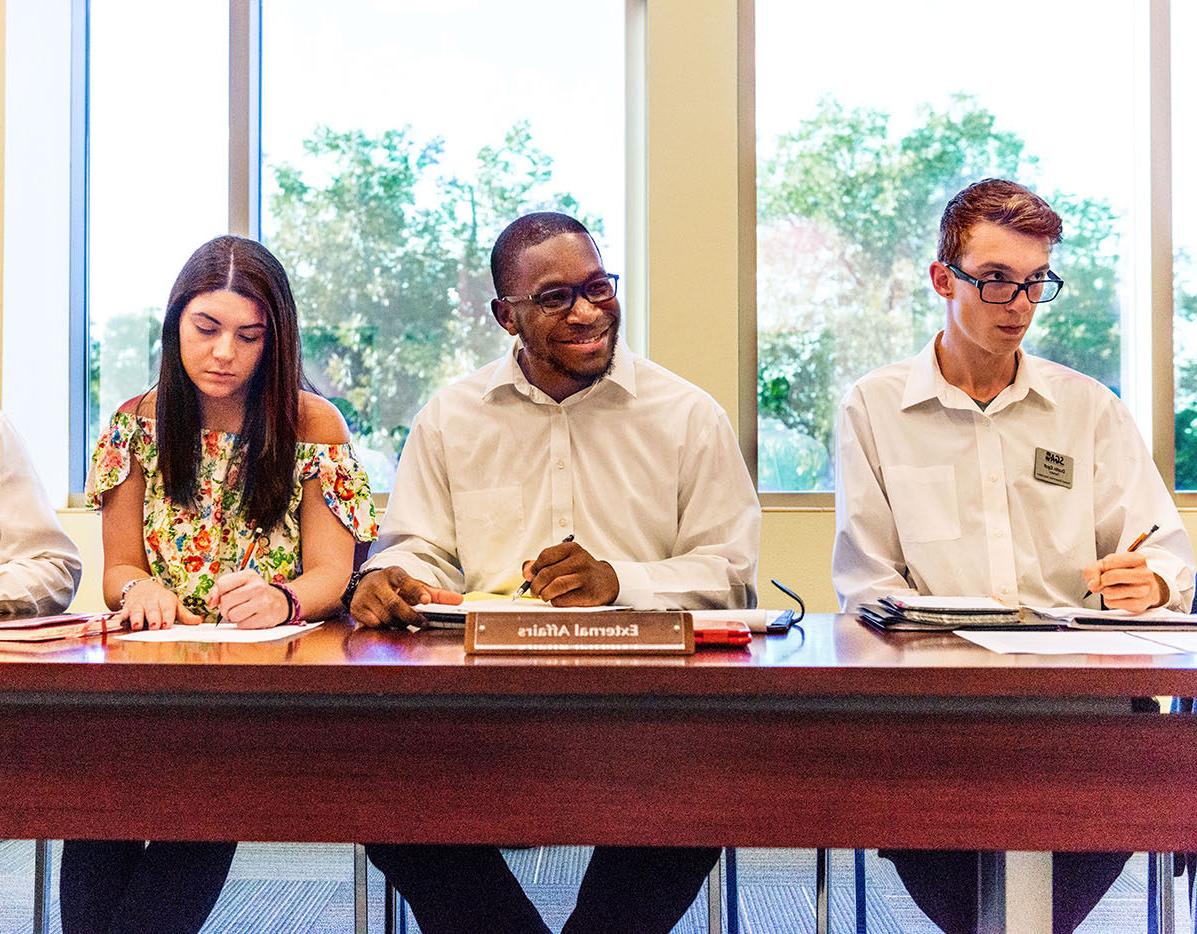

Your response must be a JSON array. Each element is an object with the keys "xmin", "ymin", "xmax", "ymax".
[
  {"xmin": 1081, "ymin": 523, "xmax": 1167, "ymax": 614},
  {"xmin": 350, "ymin": 566, "xmax": 463, "ymax": 628},
  {"xmin": 521, "ymin": 540, "xmax": 619, "ymax": 607},
  {"xmin": 1081, "ymin": 552, "xmax": 1167, "ymax": 613}
]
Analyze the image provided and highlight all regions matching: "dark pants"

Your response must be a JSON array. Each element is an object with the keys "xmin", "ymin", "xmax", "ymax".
[
  {"xmin": 60, "ymin": 839, "xmax": 237, "ymax": 934},
  {"xmin": 365, "ymin": 843, "xmax": 721, "ymax": 934},
  {"xmin": 881, "ymin": 848, "xmax": 1132, "ymax": 934}
]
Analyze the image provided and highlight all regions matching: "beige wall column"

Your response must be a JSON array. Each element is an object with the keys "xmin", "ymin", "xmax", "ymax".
[
  {"xmin": 0, "ymin": 0, "xmax": 7, "ymax": 399},
  {"xmin": 644, "ymin": 0, "xmax": 750, "ymax": 433}
]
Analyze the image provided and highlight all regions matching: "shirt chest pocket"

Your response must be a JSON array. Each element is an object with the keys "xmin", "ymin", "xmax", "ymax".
[
  {"xmin": 883, "ymin": 464, "xmax": 962, "ymax": 544},
  {"xmin": 452, "ymin": 485, "xmax": 525, "ymax": 574}
]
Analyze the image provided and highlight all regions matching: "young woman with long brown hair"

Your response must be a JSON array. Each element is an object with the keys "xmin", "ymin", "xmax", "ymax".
[{"xmin": 63, "ymin": 235, "xmax": 377, "ymax": 933}]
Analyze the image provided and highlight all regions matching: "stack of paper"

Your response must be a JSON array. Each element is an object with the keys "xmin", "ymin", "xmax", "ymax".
[
  {"xmin": 858, "ymin": 595, "xmax": 1021, "ymax": 631},
  {"xmin": 1023, "ymin": 605, "xmax": 1197, "ymax": 630},
  {"xmin": 0, "ymin": 612, "xmax": 121, "ymax": 642}
]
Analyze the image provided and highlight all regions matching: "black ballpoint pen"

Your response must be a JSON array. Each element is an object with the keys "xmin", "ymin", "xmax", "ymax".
[{"xmin": 513, "ymin": 534, "xmax": 575, "ymax": 600}]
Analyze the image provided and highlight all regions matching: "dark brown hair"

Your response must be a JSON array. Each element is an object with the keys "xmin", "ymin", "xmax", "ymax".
[
  {"xmin": 156, "ymin": 235, "xmax": 302, "ymax": 535},
  {"xmin": 937, "ymin": 178, "xmax": 1063, "ymax": 266}
]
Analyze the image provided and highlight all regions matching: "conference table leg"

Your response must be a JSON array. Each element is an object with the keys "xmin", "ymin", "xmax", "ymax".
[{"xmin": 977, "ymin": 850, "xmax": 1052, "ymax": 933}]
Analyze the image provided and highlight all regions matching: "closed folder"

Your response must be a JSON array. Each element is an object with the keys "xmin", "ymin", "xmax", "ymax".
[{"xmin": 0, "ymin": 612, "xmax": 121, "ymax": 642}]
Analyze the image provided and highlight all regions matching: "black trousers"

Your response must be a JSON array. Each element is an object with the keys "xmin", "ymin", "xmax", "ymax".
[
  {"xmin": 365, "ymin": 843, "xmax": 721, "ymax": 934},
  {"xmin": 60, "ymin": 839, "xmax": 237, "ymax": 934},
  {"xmin": 880, "ymin": 848, "xmax": 1132, "ymax": 934}
]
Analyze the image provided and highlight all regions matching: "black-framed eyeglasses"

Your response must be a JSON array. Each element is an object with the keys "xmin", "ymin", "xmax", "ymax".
[
  {"xmin": 946, "ymin": 264, "xmax": 1064, "ymax": 304},
  {"xmin": 499, "ymin": 273, "xmax": 619, "ymax": 317}
]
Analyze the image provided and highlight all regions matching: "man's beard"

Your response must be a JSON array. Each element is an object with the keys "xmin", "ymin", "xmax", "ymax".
[{"xmin": 521, "ymin": 325, "xmax": 619, "ymax": 385}]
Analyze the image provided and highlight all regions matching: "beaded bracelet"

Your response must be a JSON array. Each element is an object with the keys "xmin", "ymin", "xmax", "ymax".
[
  {"xmin": 119, "ymin": 576, "xmax": 154, "ymax": 608},
  {"xmin": 270, "ymin": 581, "xmax": 303, "ymax": 625}
]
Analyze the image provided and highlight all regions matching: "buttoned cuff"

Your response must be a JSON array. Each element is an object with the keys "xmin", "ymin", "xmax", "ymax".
[
  {"xmin": 606, "ymin": 560, "xmax": 657, "ymax": 609},
  {"xmin": 361, "ymin": 548, "xmax": 438, "ymax": 585},
  {"xmin": 1145, "ymin": 557, "xmax": 1183, "ymax": 611}
]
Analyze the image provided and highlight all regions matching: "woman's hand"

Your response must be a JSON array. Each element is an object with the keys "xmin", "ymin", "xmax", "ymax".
[
  {"xmin": 210, "ymin": 570, "xmax": 291, "ymax": 629},
  {"xmin": 119, "ymin": 578, "xmax": 204, "ymax": 630}
]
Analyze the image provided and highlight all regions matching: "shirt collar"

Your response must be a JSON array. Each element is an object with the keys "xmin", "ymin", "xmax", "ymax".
[
  {"xmin": 900, "ymin": 333, "xmax": 1057, "ymax": 412},
  {"xmin": 481, "ymin": 336, "xmax": 638, "ymax": 404}
]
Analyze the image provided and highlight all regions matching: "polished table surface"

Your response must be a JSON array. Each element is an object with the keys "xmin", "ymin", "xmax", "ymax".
[{"xmin": 2, "ymin": 613, "xmax": 1196, "ymax": 856}]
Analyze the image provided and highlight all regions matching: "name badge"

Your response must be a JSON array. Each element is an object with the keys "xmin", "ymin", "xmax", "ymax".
[
  {"xmin": 1033, "ymin": 447, "xmax": 1074, "ymax": 489},
  {"xmin": 465, "ymin": 611, "xmax": 695, "ymax": 655}
]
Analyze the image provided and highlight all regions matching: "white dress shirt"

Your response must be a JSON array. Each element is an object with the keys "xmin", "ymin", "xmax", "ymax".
[
  {"xmin": 0, "ymin": 412, "xmax": 83, "ymax": 615},
  {"xmin": 366, "ymin": 339, "xmax": 761, "ymax": 608},
  {"xmin": 833, "ymin": 336, "xmax": 1195, "ymax": 613}
]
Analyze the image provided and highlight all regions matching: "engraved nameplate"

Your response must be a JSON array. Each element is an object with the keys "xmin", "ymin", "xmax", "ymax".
[
  {"xmin": 1033, "ymin": 447, "xmax": 1074, "ymax": 489},
  {"xmin": 465, "ymin": 611, "xmax": 694, "ymax": 655}
]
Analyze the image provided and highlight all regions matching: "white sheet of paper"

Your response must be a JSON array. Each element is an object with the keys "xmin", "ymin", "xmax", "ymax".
[
  {"xmin": 1134, "ymin": 632, "xmax": 1197, "ymax": 653},
  {"xmin": 955, "ymin": 630, "xmax": 1181, "ymax": 655},
  {"xmin": 118, "ymin": 622, "xmax": 322, "ymax": 643},
  {"xmin": 415, "ymin": 600, "xmax": 629, "ymax": 617}
]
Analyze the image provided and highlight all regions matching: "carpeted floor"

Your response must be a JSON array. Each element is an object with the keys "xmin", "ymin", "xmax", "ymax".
[{"xmin": 0, "ymin": 842, "xmax": 1188, "ymax": 933}]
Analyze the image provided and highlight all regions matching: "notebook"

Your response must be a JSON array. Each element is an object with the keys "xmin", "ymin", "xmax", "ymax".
[{"xmin": 0, "ymin": 612, "xmax": 122, "ymax": 642}]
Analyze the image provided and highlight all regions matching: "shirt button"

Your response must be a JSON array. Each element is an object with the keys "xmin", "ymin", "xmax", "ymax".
[
  {"xmin": 556, "ymin": 460, "xmax": 565, "ymax": 470},
  {"xmin": 994, "ymin": 529, "xmax": 1005, "ymax": 538},
  {"xmin": 988, "ymin": 473, "xmax": 998, "ymax": 483},
  {"xmin": 1000, "ymin": 586, "xmax": 1010, "ymax": 595},
  {"xmin": 558, "ymin": 518, "xmax": 568, "ymax": 528}
]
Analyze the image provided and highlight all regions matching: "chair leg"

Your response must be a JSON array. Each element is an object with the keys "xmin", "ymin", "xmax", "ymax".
[
  {"xmin": 854, "ymin": 848, "xmax": 867, "ymax": 934},
  {"xmin": 815, "ymin": 848, "xmax": 830, "ymax": 934},
  {"xmin": 707, "ymin": 849, "xmax": 724, "ymax": 934},
  {"xmin": 1149, "ymin": 851, "xmax": 1175, "ymax": 934},
  {"xmin": 33, "ymin": 839, "xmax": 52, "ymax": 934},
  {"xmin": 353, "ymin": 843, "xmax": 369, "ymax": 934},
  {"xmin": 726, "ymin": 847, "xmax": 739, "ymax": 934}
]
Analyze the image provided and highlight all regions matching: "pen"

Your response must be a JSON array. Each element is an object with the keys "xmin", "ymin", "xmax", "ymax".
[
  {"xmin": 216, "ymin": 527, "xmax": 263, "ymax": 627},
  {"xmin": 1083, "ymin": 523, "xmax": 1159, "ymax": 599},
  {"xmin": 512, "ymin": 534, "xmax": 575, "ymax": 601}
]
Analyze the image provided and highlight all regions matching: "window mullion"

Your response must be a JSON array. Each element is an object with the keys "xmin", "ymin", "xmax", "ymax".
[
  {"xmin": 1149, "ymin": 0, "xmax": 1175, "ymax": 490},
  {"xmin": 229, "ymin": 0, "xmax": 261, "ymax": 239},
  {"xmin": 68, "ymin": 0, "xmax": 90, "ymax": 492}
]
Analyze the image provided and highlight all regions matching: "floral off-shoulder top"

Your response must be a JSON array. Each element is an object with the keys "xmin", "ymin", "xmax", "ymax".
[{"xmin": 86, "ymin": 411, "xmax": 378, "ymax": 620}]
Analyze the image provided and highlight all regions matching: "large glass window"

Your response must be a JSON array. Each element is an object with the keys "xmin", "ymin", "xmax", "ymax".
[
  {"xmin": 1173, "ymin": 1, "xmax": 1197, "ymax": 490},
  {"xmin": 756, "ymin": 0, "xmax": 1137, "ymax": 492},
  {"xmin": 87, "ymin": 3, "xmax": 229, "ymax": 454},
  {"xmin": 260, "ymin": 0, "xmax": 626, "ymax": 490}
]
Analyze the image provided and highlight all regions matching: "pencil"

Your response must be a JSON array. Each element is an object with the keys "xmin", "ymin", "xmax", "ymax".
[{"xmin": 1083, "ymin": 523, "xmax": 1159, "ymax": 600}]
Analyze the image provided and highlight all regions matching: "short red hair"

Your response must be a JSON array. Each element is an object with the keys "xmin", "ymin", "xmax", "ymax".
[{"xmin": 937, "ymin": 178, "xmax": 1062, "ymax": 266}]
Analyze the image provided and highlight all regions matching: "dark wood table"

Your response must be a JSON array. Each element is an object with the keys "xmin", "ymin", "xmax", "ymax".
[{"xmin": 3, "ymin": 613, "xmax": 1195, "ymax": 931}]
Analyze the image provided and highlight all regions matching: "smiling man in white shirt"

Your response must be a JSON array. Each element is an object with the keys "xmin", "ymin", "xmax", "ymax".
[
  {"xmin": 0, "ymin": 412, "xmax": 82, "ymax": 615},
  {"xmin": 833, "ymin": 178, "xmax": 1195, "ymax": 933},
  {"xmin": 349, "ymin": 211, "xmax": 760, "ymax": 934}
]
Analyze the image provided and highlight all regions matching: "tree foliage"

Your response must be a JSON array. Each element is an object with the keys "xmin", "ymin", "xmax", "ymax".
[
  {"xmin": 757, "ymin": 95, "xmax": 1122, "ymax": 489},
  {"xmin": 266, "ymin": 121, "xmax": 601, "ymax": 468}
]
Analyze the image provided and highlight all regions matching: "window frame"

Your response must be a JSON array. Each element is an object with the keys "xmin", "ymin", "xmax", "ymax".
[
  {"xmin": 745, "ymin": 0, "xmax": 1183, "ymax": 508},
  {"xmin": 67, "ymin": 0, "xmax": 647, "ymax": 498},
  {"xmin": 62, "ymin": 0, "xmax": 1186, "ymax": 508}
]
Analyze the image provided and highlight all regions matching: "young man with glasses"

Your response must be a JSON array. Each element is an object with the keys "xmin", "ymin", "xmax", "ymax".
[
  {"xmin": 348, "ymin": 211, "xmax": 759, "ymax": 933},
  {"xmin": 832, "ymin": 178, "xmax": 1194, "ymax": 933}
]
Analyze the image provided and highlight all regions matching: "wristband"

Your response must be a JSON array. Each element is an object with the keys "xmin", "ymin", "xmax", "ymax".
[
  {"xmin": 270, "ymin": 581, "xmax": 302, "ymax": 625},
  {"xmin": 340, "ymin": 568, "xmax": 379, "ymax": 612},
  {"xmin": 119, "ymin": 577, "xmax": 154, "ymax": 608}
]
